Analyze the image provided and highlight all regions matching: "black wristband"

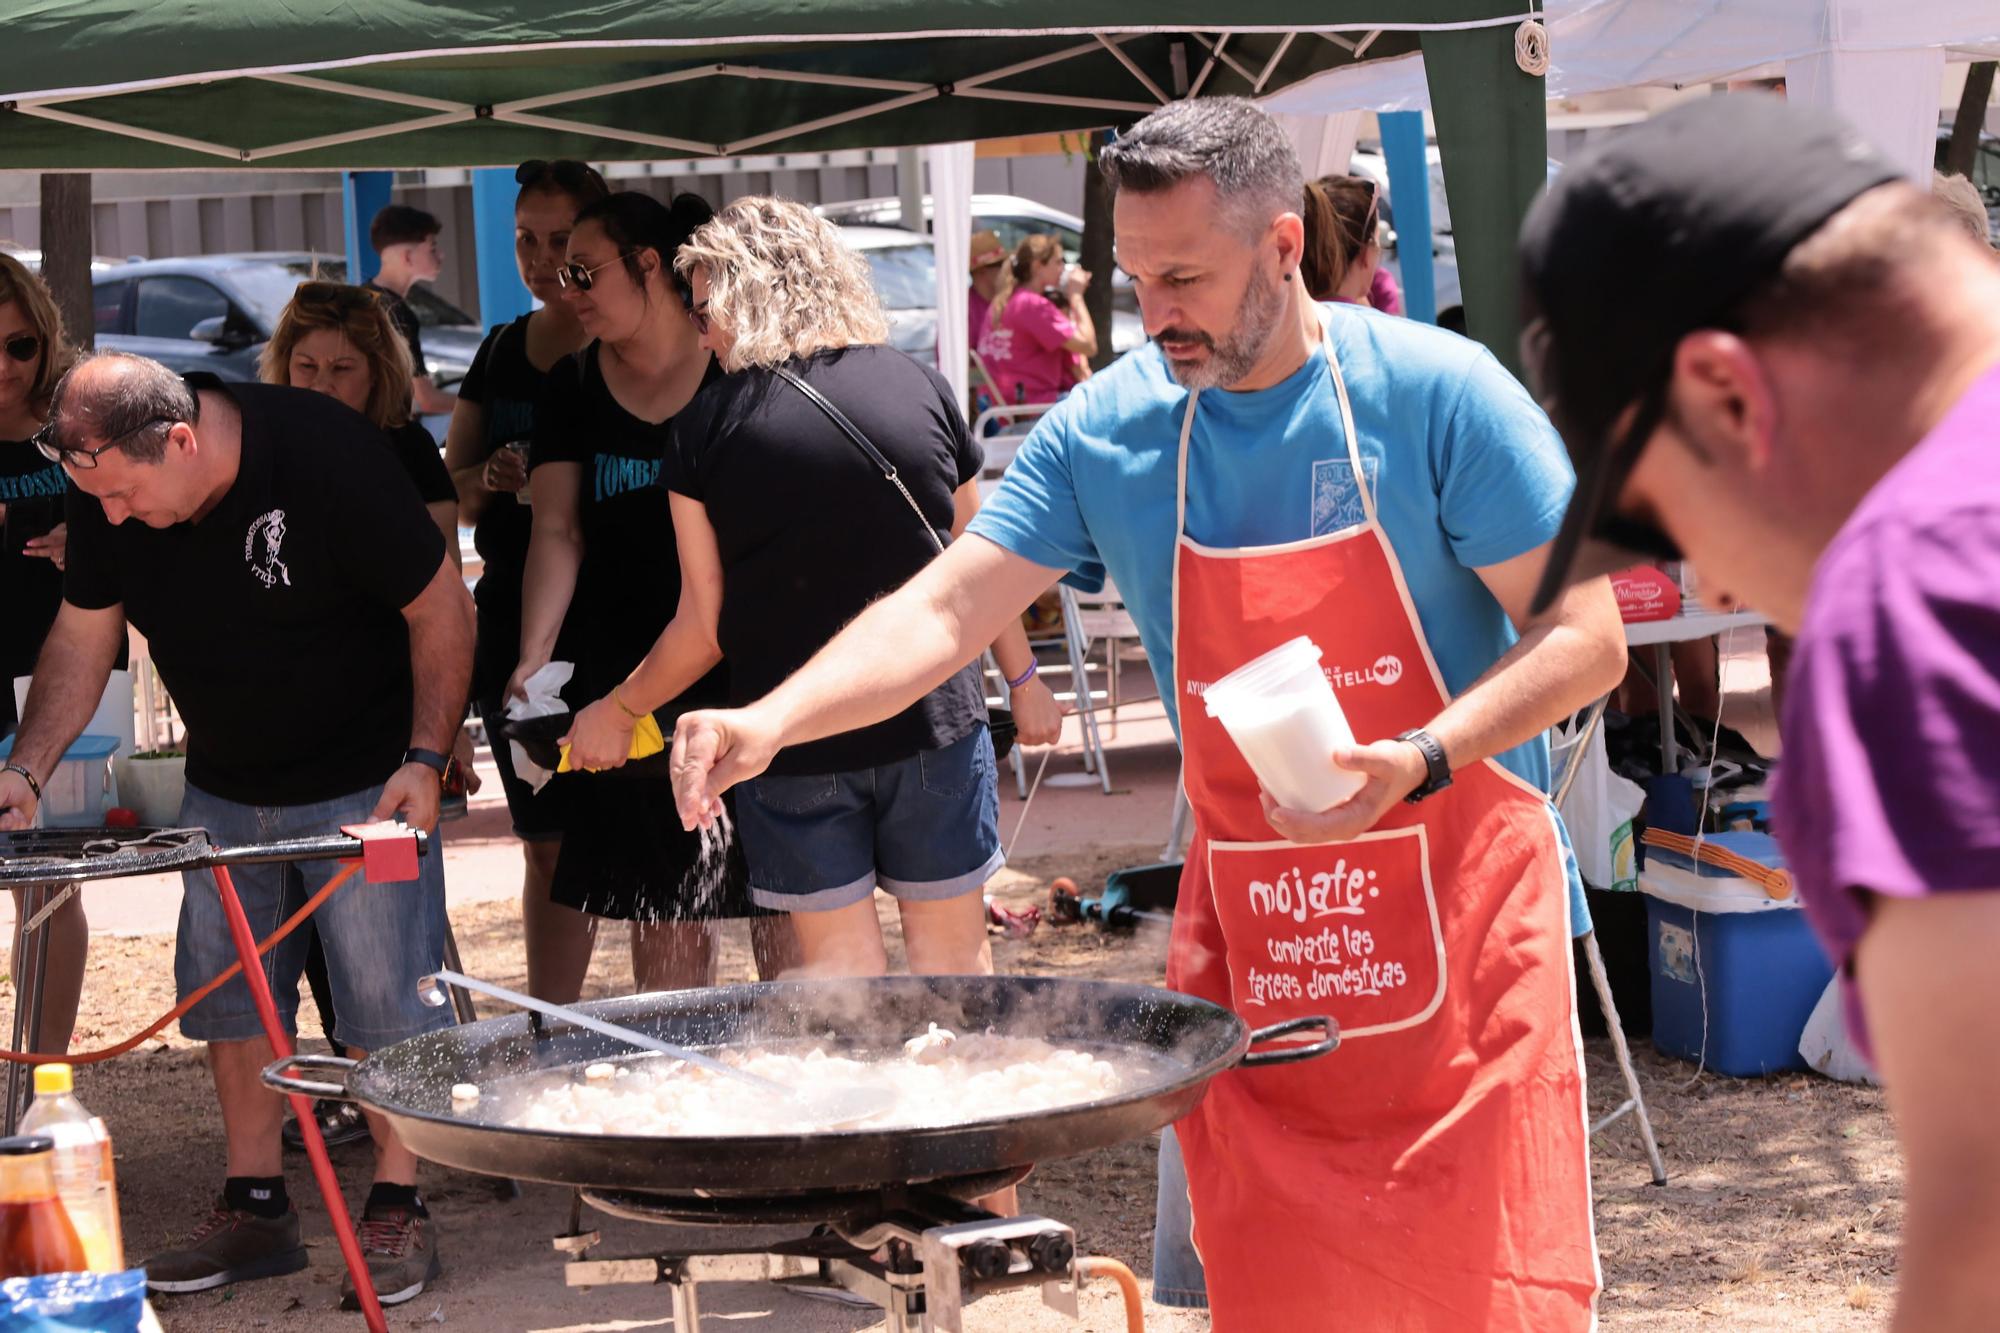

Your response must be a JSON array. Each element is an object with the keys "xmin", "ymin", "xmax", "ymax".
[
  {"xmin": 402, "ymin": 747, "xmax": 449, "ymax": 778},
  {"xmin": 3, "ymin": 762, "xmax": 41, "ymax": 803},
  {"xmin": 1395, "ymin": 728, "xmax": 1453, "ymax": 804}
]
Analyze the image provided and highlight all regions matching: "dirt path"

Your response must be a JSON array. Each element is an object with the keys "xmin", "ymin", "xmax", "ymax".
[{"xmin": 14, "ymin": 844, "xmax": 1898, "ymax": 1331}]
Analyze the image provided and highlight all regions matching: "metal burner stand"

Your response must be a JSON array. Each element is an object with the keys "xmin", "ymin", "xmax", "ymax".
[{"xmin": 555, "ymin": 1172, "xmax": 1082, "ymax": 1333}]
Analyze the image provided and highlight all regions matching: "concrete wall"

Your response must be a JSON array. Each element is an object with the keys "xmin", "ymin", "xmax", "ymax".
[{"xmin": 0, "ymin": 151, "xmax": 1094, "ymax": 322}]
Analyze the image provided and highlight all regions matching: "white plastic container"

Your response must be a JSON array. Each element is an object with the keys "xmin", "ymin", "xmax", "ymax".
[
  {"xmin": 1202, "ymin": 637, "xmax": 1366, "ymax": 813},
  {"xmin": 0, "ymin": 733, "xmax": 119, "ymax": 827}
]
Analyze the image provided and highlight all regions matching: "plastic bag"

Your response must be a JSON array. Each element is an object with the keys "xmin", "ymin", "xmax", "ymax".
[
  {"xmin": 0, "ymin": 1270, "xmax": 149, "ymax": 1332},
  {"xmin": 1555, "ymin": 719, "xmax": 1646, "ymax": 891},
  {"xmin": 504, "ymin": 661, "xmax": 574, "ymax": 793},
  {"xmin": 1799, "ymin": 977, "xmax": 1878, "ymax": 1085}
]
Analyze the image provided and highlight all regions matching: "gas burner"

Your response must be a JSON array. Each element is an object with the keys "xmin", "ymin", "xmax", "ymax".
[
  {"xmin": 555, "ymin": 1170, "xmax": 1078, "ymax": 1333},
  {"xmin": 0, "ymin": 826, "xmax": 213, "ymax": 885},
  {"xmin": 581, "ymin": 1167, "xmax": 1031, "ymax": 1228}
]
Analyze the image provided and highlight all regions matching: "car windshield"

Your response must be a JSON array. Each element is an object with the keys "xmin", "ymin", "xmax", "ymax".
[
  {"xmin": 224, "ymin": 259, "xmax": 476, "ymax": 332},
  {"xmin": 861, "ymin": 244, "xmax": 937, "ymax": 311}
]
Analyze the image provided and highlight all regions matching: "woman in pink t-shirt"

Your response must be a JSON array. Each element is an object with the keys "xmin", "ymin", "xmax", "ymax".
[
  {"xmin": 975, "ymin": 234, "xmax": 1097, "ymax": 406},
  {"xmin": 1301, "ymin": 174, "xmax": 1403, "ymax": 315}
]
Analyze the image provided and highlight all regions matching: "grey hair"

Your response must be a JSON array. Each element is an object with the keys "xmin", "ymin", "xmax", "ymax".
[
  {"xmin": 46, "ymin": 352, "xmax": 197, "ymax": 464},
  {"xmin": 1098, "ymin": 96, "xmax": 1304, "ymax": 238}
]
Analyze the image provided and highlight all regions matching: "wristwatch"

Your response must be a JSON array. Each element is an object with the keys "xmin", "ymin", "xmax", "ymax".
[
  {"xmin": 403, "ymin": 747, "xmax": 450, "ymax": 779},
  {"xmin": 1395, "ymin": 728, "xmax": 1453, "ymax": 804}
]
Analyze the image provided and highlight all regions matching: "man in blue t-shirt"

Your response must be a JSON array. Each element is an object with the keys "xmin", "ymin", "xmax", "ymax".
[{"xmin": 670, "ymin": 98, "xmax": 1624, "ymax": 1329}]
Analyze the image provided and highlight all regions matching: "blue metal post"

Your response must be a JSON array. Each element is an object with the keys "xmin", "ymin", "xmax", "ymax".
[
  {"xmin": 341, "ymin": 171, "xmax": 394, "ymax": 284},
  {"xmin": 471, "ymin": 167, "xmax": 532, "ymax": 328},
  {"xmin": 1379, "ymin": 111, "xmax": 1437, "ymax": 326}
]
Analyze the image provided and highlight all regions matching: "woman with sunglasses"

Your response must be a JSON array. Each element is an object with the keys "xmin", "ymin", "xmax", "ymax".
[
  {"xmin": 1301, "ymin": 175, "xmax": 1403, "ymax": 315},
  {"xmin": 442, "ymin": 158, "xmax": 608, "ymax": 999},
  {"xmin": 508, "ymin": 190, "xmax": 792, "ymax": 998},
  {"xmin": 0, "ymin": 251, "xmax": 98, "ymax": 1054},
  {"xmin": 565, "ymin": 196, "xmax": 1060, "ymax": 998}
]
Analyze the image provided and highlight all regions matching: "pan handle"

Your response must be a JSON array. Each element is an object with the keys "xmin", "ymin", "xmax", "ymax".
[
  {"xmin": 1238, "ymin": 1015, "xmax": 1340, "ymax": 1068},
  {"xmin": 261, "ymin": 1053, "xmax": 359, "ymax": 1100}
]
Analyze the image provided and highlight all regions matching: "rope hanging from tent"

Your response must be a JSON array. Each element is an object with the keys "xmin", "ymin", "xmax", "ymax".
[{"xmin": 1515, "ymin": 5, "xmax": 1550, "ymax": 78}]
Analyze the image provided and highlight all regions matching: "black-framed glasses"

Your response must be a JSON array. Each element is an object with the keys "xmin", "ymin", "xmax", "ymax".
[
  {"xmin": 683, "ymin": 294, "xmax": 711, "ymax": 336},
  {"xmin": 555, "ymin": 253, "xmax": 636, "ymax": 293},
  {"xmin": 3, "ymin": 334, "xmax": 41, "ymax": 364},
  {"xmin": 34, "ymin": 414, "xmax": 178, "ymax": 470}
]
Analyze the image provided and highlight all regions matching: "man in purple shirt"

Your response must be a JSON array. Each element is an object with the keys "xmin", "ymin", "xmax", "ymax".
[{"xmin": 1523, "ymin": 95, "xmax": 2000, "ymax": 1332}]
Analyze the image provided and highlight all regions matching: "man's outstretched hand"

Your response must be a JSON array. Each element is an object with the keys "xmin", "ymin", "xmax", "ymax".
[{"xmin": 671, "ymin": 708, "xmax": 785, "ymax": 830}]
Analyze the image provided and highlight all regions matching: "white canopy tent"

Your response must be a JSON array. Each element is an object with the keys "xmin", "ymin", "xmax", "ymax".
[{"xmin": 1263, "ymin": 0, "xmax": 2000, "ymax": 184}]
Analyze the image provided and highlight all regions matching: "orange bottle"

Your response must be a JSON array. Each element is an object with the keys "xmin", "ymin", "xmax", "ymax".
[{"xmin": 0, "ymin": 1135, "xmax": 87, "ymax": 1278}]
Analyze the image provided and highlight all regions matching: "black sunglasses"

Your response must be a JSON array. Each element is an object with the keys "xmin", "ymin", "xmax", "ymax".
[
  {"xmin": 681, "ymin": 287, "xmax": 711, "ymax": 336},
  {"xmin": 554, "ymin": 253, "xmax": 636, "ymax": 293},
  {"xmin": 292, "ymin": 280, "xmax": 383, "ymax": 312},
  {"xmin": 35, "ymin": 414, "xmax": 179, "ymax": 470},
  {"xmin": 516, "ymin": 158, "xmax": 602, "ymax": 191},
  {"xmin": 3, "ymin": 333, "xmax": 41, "ymax": 364}
]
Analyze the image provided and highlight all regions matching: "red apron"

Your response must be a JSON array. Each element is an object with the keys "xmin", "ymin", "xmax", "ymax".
[{"xmin": 1168, "ymin": 330, "xmax": 1599, "ymax": 1330}]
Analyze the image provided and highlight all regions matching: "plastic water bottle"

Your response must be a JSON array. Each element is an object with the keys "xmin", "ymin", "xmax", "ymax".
[{"xmin": 20, "ymin": 1065, "xmax": 122, "ymax": 1272}]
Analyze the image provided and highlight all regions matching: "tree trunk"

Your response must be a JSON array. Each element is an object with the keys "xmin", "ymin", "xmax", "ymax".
[
  {"xmin": 38, "ymin": 174, "xmax": 95, "ymax": 352},
  {"xmin": 1945, "ymin": 62, "xmax": 1996, "ymax": 179},
  {"xmin": 1081, "ymin": 130, "xmax": 1117, "ymax": 372}
]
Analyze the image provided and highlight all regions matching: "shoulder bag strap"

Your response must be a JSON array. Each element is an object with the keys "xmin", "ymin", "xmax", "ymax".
[{"xmin": 770, "ymin": 363, "xmax": 947, "ymax": 556}]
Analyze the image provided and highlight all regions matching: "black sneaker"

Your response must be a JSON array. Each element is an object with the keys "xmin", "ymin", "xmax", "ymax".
[
  {"xmin": 340, "ymin": 1205, "xmax": 442, "ymax": 1309},
  {"xmin": 283, "ymin": 1098, "xmax": 370, "ymax": 1151},
  {"xmin": 145, "ymin": 1203, "xmax": 309, "ymax": 1294}
]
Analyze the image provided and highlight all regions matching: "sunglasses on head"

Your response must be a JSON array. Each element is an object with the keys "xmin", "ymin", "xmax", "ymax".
[
  {"xmin": 292, "ymin": 281, "xmax": 383, "ymax": 312},
  {"xmin": 516, "ymin": 158, "xmax": 600, "ymax": 190},
  {"xmin": 3, "ymin": 334, "xmax": 42, "ymax": 365},
  {"xmin": 33, "ymin": 414, "xmax": 178, "ymax": 470}
]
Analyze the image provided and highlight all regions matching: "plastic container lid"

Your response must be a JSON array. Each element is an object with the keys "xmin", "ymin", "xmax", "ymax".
[
  {"xmin": 31, "ymin": 1065, "xmax": 72, "ymax": 1097},
  {"xmin": 1202, "ymin": 636, "xmax": 1325, "ymax": 717},
  {"xmin": 0, "ymin": 734, "xmax": 119, "ymax": 763},
  {"xmin": 0, "ymin": 1136, "xmax": 54, "ymax": 1156}
]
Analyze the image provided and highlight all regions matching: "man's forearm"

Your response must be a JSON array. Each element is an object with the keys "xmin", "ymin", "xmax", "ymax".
[
  {"xmin": 407, "ymin": 569, "xmax": 476, "ymax": 751},
  {"xmin": 1426, "ymin": 607, "xmax": 1626, "ymax": 773},
  {"xmin": 760, "ymin": 539, "xmax": 1050, "ymax": 748},
  {"xmin": 12, "ymin": 608, "xmax": 125, "ymax": 781}
]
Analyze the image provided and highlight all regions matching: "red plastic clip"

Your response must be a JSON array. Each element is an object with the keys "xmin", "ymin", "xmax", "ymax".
[{"xmin": 338, "ymin": 821, "xmax": 421, "ymax": 883}]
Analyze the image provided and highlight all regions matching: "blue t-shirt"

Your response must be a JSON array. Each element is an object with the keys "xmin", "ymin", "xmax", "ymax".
[{"xmin": 969, "ymin": 302, "xmax": 1575, "ymax": 791}]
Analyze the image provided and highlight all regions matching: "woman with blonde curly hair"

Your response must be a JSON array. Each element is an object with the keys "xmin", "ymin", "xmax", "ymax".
[
  {"xmin": 1, "ymin": 250, "xmax": 99, "ymax": 1055},
  {"xmin": 260, "ymin": 281, "xmax": 457, "ymax": 552},
  {"xmin": 566, "ymin": 195, "xmax": 1061, "ymax": 987}
]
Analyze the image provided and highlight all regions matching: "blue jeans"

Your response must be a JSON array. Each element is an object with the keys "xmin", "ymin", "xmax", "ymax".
[
  {"xmin": 173, "ymin": 781, "xmax": 453, "ymax": 1049},
  {"xmin": 1152, "ymin": 1125, "xmax": 1210, "ymax": 1308},
  {"xmin": 735, "ymin": 726, "xmax": 1003, "ymax": 911}
]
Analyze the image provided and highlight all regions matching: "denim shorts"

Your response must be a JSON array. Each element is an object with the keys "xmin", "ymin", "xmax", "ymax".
[
  {"xmin": 1152, "ymin": 1125, "xmax": 1210, "ymax": 1308},
  {"xmin": 735, "ymin": 725, "xmax": 1003, "ymax": 912},
  {"xmin": 173, "ymin": 781, "xmax": 454, "ymax": 1050}
]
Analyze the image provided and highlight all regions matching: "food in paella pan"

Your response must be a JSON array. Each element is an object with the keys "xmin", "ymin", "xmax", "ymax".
[{"xmin": 478, "ymin": 1024, "xmax": 1142, "ymax": 1135}]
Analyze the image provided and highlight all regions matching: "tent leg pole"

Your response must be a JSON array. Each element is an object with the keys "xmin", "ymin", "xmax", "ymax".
[{"xmin": 1585, "ymin": 930, "xmax": 1668, "ymax": 1185}]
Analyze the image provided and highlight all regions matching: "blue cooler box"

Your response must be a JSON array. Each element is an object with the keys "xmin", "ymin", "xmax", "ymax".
[{"xmin": 1641, "ymin": 832, "xmax": 1833, "ymax": 1076}]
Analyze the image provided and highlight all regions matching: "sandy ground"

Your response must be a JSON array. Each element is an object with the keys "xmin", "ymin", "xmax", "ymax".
[{"xmin": 12, "ymin": 837, "xmax": 1899, "ymax": 1333}]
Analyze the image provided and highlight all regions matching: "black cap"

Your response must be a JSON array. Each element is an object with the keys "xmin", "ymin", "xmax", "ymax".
[
  {"xmin": 1520, "ymin": 95, "xmax": 1902, "ymax": 613},
  {"xmin": 0, "ymin": 1135, "xmax": 54, "ymax": 1156}
]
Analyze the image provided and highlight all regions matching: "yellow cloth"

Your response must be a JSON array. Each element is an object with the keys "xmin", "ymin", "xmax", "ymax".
[{"xmin": 558, "ymin": 712, "xmax": 665, "ymax": 773}]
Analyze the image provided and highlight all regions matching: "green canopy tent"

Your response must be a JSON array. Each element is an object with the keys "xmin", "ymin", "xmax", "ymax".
[{"xmin": 4, "ymin": 1, "xmax": 1549, "ymax": 366}]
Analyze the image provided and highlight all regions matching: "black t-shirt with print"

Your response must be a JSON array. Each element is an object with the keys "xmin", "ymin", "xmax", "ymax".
[
  {"xmin": 1, "ymin": 441, "xmax": 68, "ymax": 686},
  {"xmin": 365, "ymin": 281, "xmax": 426, "ymax": 376},
  {"xmin": 456, "ymin": 316, "xmax": 543, "ymax": 698},
  {"xmin": 531, "ymin": 343, "xmax": 728, "ymax": 709},
  {"xmin": 385, "ymin": 420, "xmax": 453, "ymax": 505},
  {"xmin": 663, "ymin": 345, "xmax": 986, "ymax": 776},
  {"xmin": 63, "ymin": 379, "xmax": 446, "ymax": 805}
]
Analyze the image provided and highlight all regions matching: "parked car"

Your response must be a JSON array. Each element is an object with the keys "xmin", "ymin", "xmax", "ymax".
[
  {"xmin": 89, "ymin": 252, "xmax": 484, "ymax": 391},
  {"xmin": 838, "ymin": 224, "xmax": 1145, "ymax": 367},
  {"xmin": 820, "ymin": 194, "xmax": 1138, "ymax": 311}
]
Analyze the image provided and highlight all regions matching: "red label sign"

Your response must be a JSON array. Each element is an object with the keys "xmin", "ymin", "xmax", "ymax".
[{"xmin": 1612, "ymin": 566, "xmax": 1682, "ymax": 623}]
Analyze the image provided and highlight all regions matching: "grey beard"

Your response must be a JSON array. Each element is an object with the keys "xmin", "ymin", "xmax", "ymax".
[{"xmin": 1162, "ymin": 266, "xmax": 1288, "ymax": 391}]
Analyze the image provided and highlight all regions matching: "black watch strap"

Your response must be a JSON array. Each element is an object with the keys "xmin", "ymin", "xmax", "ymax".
[
  {"xmin": 403, "ymin": 747, "xmax": 450, "ymax": 777},
  {"xmin": 1395, "ymin": 728, "xmax": 1453, "ymax": 803}
]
